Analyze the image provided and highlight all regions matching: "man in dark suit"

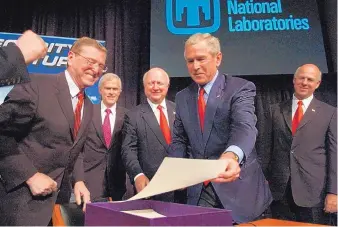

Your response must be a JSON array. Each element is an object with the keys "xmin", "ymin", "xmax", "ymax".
[
  {"xmin": 121, "ymin": 68, "xmax": 176, "ymax": 202},
  {"xmin": 168, "ymin": 33, "xmax": 272, "ymax": 223},
  {"xmin": 267, "ymin": 64, "xmax": 337, "ymax": 224},
  {"xmin": 83, "ymin": 73, "xmax": 127, "ymax": 202},
  {"xmin": 0, "ymin": 37, "xmax": 107, "ymax": 225},
  {"xmin": 0, "ymin": 30, "xmax": 47, "ymax": 86}
]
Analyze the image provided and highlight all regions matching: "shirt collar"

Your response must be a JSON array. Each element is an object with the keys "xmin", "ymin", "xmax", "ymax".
[
  {"xmin": 292, "ymin": 94, "xmax": 313, "ymax": 109},
  {"xmin": 147, "ymin": 98, "xmax": 167, "ymax": 111},
  {"xmin": 65, "ymin": 70, "xmax": 81, "ymax": 98},
  {"xmin": 101, "ymin": 101, "xmax": 117, "ymax": 114},
  {"xmin": 199, "ymin": 71, "xmax": 219, "ymax": 95}
]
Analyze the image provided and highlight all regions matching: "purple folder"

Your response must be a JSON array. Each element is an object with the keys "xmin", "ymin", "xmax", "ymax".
[{"xmin": 85, "ymin": 200, "xmax": 232, "ymax": 226}]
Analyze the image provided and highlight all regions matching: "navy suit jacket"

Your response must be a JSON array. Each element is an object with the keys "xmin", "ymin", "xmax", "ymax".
[{"xmin": 169, "ymin": 74, "xmax": 272, "ymax": 223}]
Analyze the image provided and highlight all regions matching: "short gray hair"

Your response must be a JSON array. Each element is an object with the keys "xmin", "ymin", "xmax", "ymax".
[
  {"xmin": 142, "ymin": 67, "xmax": 170, "ymax": 85},
  {"xmin": 98, "ymin": 73, "xmax": 122, "ymax": 90}
]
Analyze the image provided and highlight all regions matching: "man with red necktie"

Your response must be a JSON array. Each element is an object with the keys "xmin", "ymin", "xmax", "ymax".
[
  {"xmin": 121, "ymin": 67, "xmax": 177, "ymax": 202},
  {"xmin": 267, "ymin": 64, "xmax": 337, "ymax": 225},
  {"xmin": 83, "ymin": 73, "xmax": 127, "ymax": 203},
  {"xmin": 0, "ymin": 37, "xmax": 107, "ymax": 225},
  {"xmin": 168, "ymin": 33, "xmax": 271, "ymax": 224}
]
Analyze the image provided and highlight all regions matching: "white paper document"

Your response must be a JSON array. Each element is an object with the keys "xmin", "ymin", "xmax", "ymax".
[
  {"xmin": 127, "ymin": 157, "xmax": 226, "ymax": 201},
  {"xmin": 121, "ymin": 209, "xmax": 166, "ymax": 218}
]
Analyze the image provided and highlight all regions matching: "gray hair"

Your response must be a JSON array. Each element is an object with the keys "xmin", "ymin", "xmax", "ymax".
[
  {"xmin": 98, "ymin": 73, "xmax": 122, "ymax": 90},
  {"xmin": 142, "ymin": 67, "xmax": 170, "ymax": 85}
]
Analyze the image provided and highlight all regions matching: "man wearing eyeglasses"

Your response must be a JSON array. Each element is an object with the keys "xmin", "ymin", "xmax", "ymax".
[
  {"xmin": 121, "ymin": 67, "xmax": 178, "ymax": 202},
  {"xmin": 0, "ymin": 37, "xmax": 107, "ymax": 225}
]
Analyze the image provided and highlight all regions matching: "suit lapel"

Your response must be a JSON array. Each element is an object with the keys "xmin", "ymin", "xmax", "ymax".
[
  {"xmin": 141, "ymin": 103, "xmax": 168, "ymax": 148},
  {"xmin": 110, "ymin": 106, "xmax": 125, "ymax": 148},
  {"xmin": 166, "ymin": 100, "xmax": 175, "ymax": 129},
  {"xmin": 92, "ymin": 103, "xmax": 106, "ymax": 149},
  {"xmin": 55, "ymin": 72, "xmax": 74, "ymax": 135},
  {"xmin": 187, "ymin": 84, "xmax": 204, "ymax": 149},
  {"xmin": 282, "ymin": 100, "xmax": 292, "ymax": 134},
  {"xmin": 296, "ymin": 98, "xmax": 320, "ymax": 133},
  {"xmin": 203, "ymin": 74, "xmax": 225, "ymax": 147}
]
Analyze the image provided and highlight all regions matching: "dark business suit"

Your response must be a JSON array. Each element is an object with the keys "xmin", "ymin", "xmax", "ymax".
[
  {"xmin": 267, "ymin": 98, "xmax": 337, "ymax": 223},
  {"xmin": 0, "ymin": 72, "xmax": 93, "ymax": 225},
  {"xmin": 169, "ymin": 74, "xmax": 272, "ymax": 223},
  {"xmin": 83, "ymin": 103, "xmax": 127, "ymax": 201},
  {"xmin": 0, "ymin": 43, "xmax": 30, "ymax": 86},
  {"xmin": 121, "ymin": 100, "xmax": 176, "ymax": 202}
]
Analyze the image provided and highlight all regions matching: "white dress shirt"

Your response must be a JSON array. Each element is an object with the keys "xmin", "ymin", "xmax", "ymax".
[
  {"xmin": 65, "ymin": 70, "xmax": 83, "ymax": 118},
  {"xmin": 292, "ymin": 94, "xmax": 313, "ymax": 119},
  {"xmin": 147, "ymin": 98, "xmax": 170, "ymax": 128},
  {"xmin": 101, "ymin": 102, "xmax": 117, "ymax": 135}
]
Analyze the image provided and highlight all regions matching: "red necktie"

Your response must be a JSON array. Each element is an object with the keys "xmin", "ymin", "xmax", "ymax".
[
  {"xmin": 103, "ymin": 108, "xmax": 112, "ymax": 147},
  {"xmin": 73, "ymin": 91, "xmax": 84, "ymax": 138},
  {"xmin": 198, "ymin": 88, "xmax": 210, "ymax": 186},
  {"xmin": 157, "ymin": 105, "xmax": 171, "ymax": 144},
  {"xmin": 198, "ymin": 87, "xmax": 206, "ymax": 131},
  {"xmin": 292, "ymin": 100, "xmax": 303, "ymax": 135}
]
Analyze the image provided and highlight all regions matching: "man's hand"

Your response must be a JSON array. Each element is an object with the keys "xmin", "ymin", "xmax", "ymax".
[
  {"xmin": 211, "ymin": 152, "xmax": 241, "ymax": 183},
  {"xmin": 26, "ymin": 172, "xmax": 57, "ymax": 196},
  {"xmin": 135, "ymin": 174, "xmax": 149, "ymax": 193},
  {"xmin": 16, "ymin": 30, "xmax": 47, "ymax": 64},
  {"xmin": 324, "ymin": 194, "xmax": 337, "ymax": 213},
  {"xmin": 74, "ymin": 181, "xmax": 91, "ymax": 212}
]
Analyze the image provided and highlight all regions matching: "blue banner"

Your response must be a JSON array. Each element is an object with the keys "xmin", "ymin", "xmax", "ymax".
[{"xmin": 0, "ymin": 32, "xmax": 105, "ymax": 104}]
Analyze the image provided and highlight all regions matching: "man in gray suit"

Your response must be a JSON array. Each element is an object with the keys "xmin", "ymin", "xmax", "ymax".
[
  {"xmin": 0, "ymin": 37, "xmax": 107, "ymax": 225},
  {"xmin": 0, "ymin": 30, "xmax": 47, "ymax": 86},
  {"xmin": 267, "ymin": 64, "xmax": 337, "ymax": 224},
  {"xmin": 168, "ymin": 33, "xmax": 272, "ymax": 224},
  {"xmin": 83, "ymin": 73, "xmax": 127, "ymax": 202},
  {"xmin": 121, "ymin": 68, "xmax": 176, "ymax": 202}
]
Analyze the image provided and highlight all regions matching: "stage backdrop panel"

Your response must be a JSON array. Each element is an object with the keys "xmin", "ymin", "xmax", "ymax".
[
  {"xmin": 151, "ymin": 0, "xmax": 328, "ymax": 77},
  {"xmin": 0, "ymin": 32, "xmax": 105, "ymax": 104}
]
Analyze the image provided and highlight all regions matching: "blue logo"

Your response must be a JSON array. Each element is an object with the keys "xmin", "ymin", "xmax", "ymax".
[{"xmin": 166, "ymin": 0, "xmax": 221, "ymax": 34}]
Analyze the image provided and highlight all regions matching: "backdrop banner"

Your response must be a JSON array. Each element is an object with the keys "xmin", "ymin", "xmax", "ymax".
[{"xmin": 0, "ymin": 32, "xmax": 105, "ymax": 104}]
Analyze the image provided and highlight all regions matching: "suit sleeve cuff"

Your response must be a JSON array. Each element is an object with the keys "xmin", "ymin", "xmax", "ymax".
[
  {"xmin": 134, "ymin": 173, "xmax": 145, "ymax": 182},
  {"xmin": 225, "ymin": 145, "xmax": 244, "ymax": 163}
]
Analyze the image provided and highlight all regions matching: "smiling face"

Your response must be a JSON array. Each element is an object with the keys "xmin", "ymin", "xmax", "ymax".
[
  {"xmin": 67, "ymin": 45, "xmax": 107, "ymax": 89},
  {"xmin": 184, "ymin": 41, "xmax": 222, "ymax": 86},
  {"xmin": 293, "ymin": 64, "xmax": 321, "ymax": 100},
  {"xmin": 99, "ymin": 78, "xmax": 121, "ymax": 108},
  {"xmin": 143, "ymin": 68, "xmax": 170, "ymax": 104}
]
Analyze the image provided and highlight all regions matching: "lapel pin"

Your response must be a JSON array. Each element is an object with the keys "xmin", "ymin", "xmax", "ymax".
[
  {"xmin": 312, "ymin": 109, "xmax": 315, "ymax": 112},
  {"xmin": 216, "ymin": 94, "xmax": 220, "ymax": 98},
  {"xmin": 173, "ymin": 111, "xmax": 176, "ymax": 115}
]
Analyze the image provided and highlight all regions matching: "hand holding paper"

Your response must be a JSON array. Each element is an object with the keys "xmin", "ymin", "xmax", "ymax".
[
  {"xmin": 212, "ymin": 152, "xmax": 241, "ymax": 183},
  {"xmin": 127, "ymin": 157, "xmax": 228, "ymax": 201}
]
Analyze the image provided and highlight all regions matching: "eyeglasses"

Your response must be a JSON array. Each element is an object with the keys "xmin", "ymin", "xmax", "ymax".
[
  {"xmin": 146, "ymin": 81, "xmax": 168, "ymax": 88},
  {"xmin": 73, "ymin": 52, "xmax": 108, "ymax": 73}
]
